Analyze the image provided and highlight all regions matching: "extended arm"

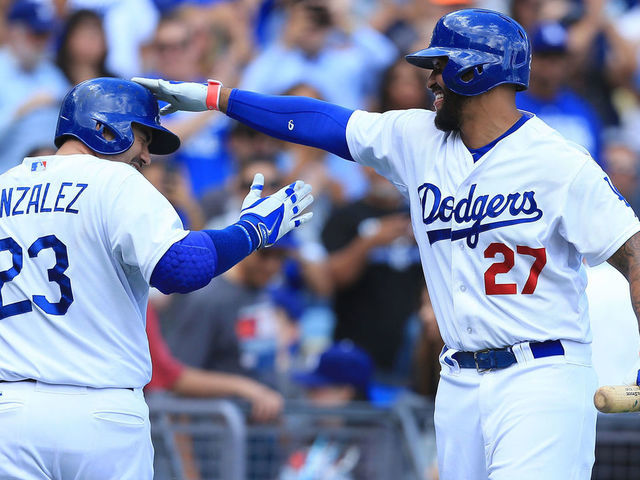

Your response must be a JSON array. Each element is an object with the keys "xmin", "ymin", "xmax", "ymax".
[
  {"xmin": 151, "ymin": 174, "xmax": 313, "ymax": 294},
  {"xmin": 132, "ymin": 78, "xmax": 355, "ymax": 160},
  {"xmin": 607, "ymin": 231, "xmax": 640, "ymax": 385},
  {"xmin": 172, "ymin": 368, "xmax": 284, "ymax": 422}
]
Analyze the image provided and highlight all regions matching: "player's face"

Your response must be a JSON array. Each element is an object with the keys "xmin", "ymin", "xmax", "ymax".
[
  {"xmin": 427, "ymin": 58, "xmax": 469, "ymax": 133},
  {"xmin": 108, "ymin": 125, "xmax": 152, "ymax": 171}
]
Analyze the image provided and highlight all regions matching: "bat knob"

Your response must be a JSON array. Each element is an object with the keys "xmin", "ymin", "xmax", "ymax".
[
  {"xmin": 594, "ymin": 387, "xmax": 611, "ymax": 413},
  {"xmin": 594, "ymin": 385, "xmax": 640, "ymax": 413}
]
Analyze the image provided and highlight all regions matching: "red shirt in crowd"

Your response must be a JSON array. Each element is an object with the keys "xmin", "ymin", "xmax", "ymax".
[{"xmin": 145, "ymin": 304, "xmax": 184, "ymax": 391}]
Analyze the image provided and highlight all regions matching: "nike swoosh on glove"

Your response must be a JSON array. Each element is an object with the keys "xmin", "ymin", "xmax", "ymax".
[{"xmin": 238, "ymin": 173, "xmax": 314, "ymax": 249}]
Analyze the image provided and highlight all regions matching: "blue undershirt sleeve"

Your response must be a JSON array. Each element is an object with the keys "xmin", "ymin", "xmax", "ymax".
[
  {"xmin": 150, "ymin": 224, "xmax": 257, "ymax": 294},
  {"xmin": 226, "ymin": 89, "xmax": 355, "ymax": 161}
]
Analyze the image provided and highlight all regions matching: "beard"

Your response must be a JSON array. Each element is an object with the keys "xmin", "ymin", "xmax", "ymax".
[{"xmin": 434, "ymin": 87, "xmax": 469, "ymax": 132}]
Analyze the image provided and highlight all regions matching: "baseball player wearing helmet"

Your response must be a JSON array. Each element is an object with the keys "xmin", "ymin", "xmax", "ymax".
[
  {"xmin": 135, "ymin": 8, "xmax": 640, "ymax": 479},
  {"xmin": 0, "ymin": 77, "xmax": 313, "ymax": 479}
]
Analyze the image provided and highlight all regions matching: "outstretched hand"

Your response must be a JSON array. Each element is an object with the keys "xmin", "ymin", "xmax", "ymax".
[
  {"xmin": 131, "ymin": 77, "xmax": 222, "ymax": 115},
  {"xmin": 238, "ymin": 173, "xmax": 313, "ymax": 249}
]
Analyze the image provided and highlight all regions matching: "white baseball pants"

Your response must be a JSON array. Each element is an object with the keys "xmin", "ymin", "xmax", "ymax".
[
  {"xmin": 0, "ymin": 380, "xmax": 153, "ymax": 480},
  {"xmin": 435, "ymin": 340, "xmax": 598, "ymax": 480}
]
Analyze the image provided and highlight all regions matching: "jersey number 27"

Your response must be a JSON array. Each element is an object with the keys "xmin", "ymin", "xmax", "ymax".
[
  {"xmin": 0, "ymin": 235, "xmax": 73, "ymax": 320},
  {"xmin": 484, "ymin": 242, "xmax": 547, "ymax": 295}
]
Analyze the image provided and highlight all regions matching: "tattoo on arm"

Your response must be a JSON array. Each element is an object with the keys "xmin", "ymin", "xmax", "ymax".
[{"xmin": 608, "ymin": 231, "xmax": 640, "ymax": 321}]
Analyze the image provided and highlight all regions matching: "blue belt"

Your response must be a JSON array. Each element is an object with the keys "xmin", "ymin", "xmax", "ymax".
[{"xmin": 451, "ymin": 340, "xmax": 564, "ymax": 372}]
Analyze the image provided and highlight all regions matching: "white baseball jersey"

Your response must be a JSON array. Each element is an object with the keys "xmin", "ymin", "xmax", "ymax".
[
  {"xmin": 0, "ymin": 154, "xmax": 188, "ymax": 388},
  {"xmin": 346, "ymin": 109, "xmax": 640, "ymax": 352}
]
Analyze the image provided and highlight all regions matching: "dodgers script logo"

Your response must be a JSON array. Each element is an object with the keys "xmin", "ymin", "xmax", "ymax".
[{"xmin": 418, "ymin": 183, "xmax": 543, "ymax": 248}]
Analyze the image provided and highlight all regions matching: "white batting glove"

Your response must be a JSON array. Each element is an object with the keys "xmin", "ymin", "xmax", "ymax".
[
  {"xmin": 131, "ymin": 77, "xmax": 223, "ymax": 115},
  {"xmin": 238, "ymin": 174, "xmax": 313, "ymax": 249},
  {"xmin": 623, "ymin": 356, "xmax": 640, "ymax": 386}
]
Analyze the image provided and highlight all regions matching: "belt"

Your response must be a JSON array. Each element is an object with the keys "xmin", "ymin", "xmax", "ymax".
[
  {"xmin": 452, "ymin": 340, "xmax": 565, "ymax": 372},
  {"xmin": 0, "ymin": 379, "xmax": 134, "ymax": 391}
]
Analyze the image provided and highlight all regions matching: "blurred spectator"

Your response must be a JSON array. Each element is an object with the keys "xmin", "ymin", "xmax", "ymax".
[
  {"xmin": 204, "ymin": 154, "xmax": 333, "ymax": 298},
  {"xmin": 240, "ymin": 0, "xmax": 397, "ymax": 201},
  {"xmin": 145, "ymin": 304, "xmax": 284, "ymax": 422},
  {"xmin": 563, "ymin": 0, "xmax": 636, "ymax": 128},
  {"xmin": 278, "ymin": 341, "xmax": 374, "ymax": 480},
  {"xmin": 205, "ymin": 154, "xmax": 283, "ymax": 229},
  {"xmin": 509, "ymin": 0, "xmax": 543, "ymax": 33},
  {"xmin": 143, "ymin": 12, "xmax": 234, "ymax": 197},
  {"xmin": 164, "ymin": 235, "xmax": 299, "ymax": 388},
  {"xmin": 291, "ymin": 341, "xmax": 373, "ymax": 405},
  {"xmin": 240, "ymin": 0, "xmax": 397, "ymax": 111},
  {"xmin": 174, "ymin": 2, "xmax": 255, "ymax": 83},
  {"xmin": 602, "ymin": 137, "xmax": 640, "ymax": 213},
  {"xmin": 375, "ymin": 56, "xmax": 433, "ymax": 112},
  {"xmin": 516, "ymin": 21, "xmax": 605, "ymax": 165},
  {"xmin": 0, "ymin": 0, "xmax": 68, "ymax": 173},
  {"xmin": 68, "ymin": 0, "xmax": 160, "ymax": 78},
  {"xmin": 55, "ymin": 9, "xmax": 112, "ymax": 86},
  {"xmin": 372, "ymin": 0, "xmax": 475, "ymax": 58},
  {"xmin": 411, "ymin": 287, "xmax": 443, "ymax": 398},
  {"xmin": 143, "ymin": 156, "xmax": 206, "ymax": 230},
  {"xmin": 613, "ymin": 2, "xmax": 640, "ymax": 155},
  {"xmin": 321, "ymin": 167, "xmax": 423, "ymax": 380}
]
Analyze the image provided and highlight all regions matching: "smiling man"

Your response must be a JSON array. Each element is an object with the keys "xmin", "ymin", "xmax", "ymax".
[
  {"xmin": 135, "ymin": 8, "xmax": 640, "ymax": 480},
  {"xmin": 0, "ymin": 77, "xmax": 313, "ymax": 479}
]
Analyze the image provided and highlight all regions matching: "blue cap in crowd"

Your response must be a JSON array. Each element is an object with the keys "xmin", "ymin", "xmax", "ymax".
[
  {"xmin": 7, "ymin": 0, "xmax": 56, "ymax": 34},
  {"xmin": 530, "ymin": 21, "xmax": 568, "ymax": 55},
  {"xmin": 292, "ymin": 341, "xmax": 373, "ymax": 394}
]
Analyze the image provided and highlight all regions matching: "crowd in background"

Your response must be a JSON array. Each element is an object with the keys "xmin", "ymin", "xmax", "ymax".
[{"xmin": 2, "ymin": 0, "xmax": 640, "ymax": 419}]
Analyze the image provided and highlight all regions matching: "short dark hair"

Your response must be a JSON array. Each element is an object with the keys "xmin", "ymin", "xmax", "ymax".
[{"xmin": 290, "ymin": 0, "xmax": 332, "ymax": 28}]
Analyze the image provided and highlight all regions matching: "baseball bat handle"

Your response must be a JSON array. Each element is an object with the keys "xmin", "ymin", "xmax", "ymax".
[{"xmin": 594, "ymin": 385, "xmax": 640, "ymax": 413}]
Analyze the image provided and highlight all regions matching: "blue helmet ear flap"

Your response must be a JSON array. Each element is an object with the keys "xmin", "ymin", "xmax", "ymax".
[{"xmin": 55, "ymin": 77, "xmax": 180, "ymax": 155}]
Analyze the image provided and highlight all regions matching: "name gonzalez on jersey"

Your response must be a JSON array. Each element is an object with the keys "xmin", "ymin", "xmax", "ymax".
[
  {"xmin": 418, "ymin": 182, "xmax": 543, "ymax": 248},
  {"xmin": 1, "ymin": 182, "xmax": 88, "ymax": 217}
]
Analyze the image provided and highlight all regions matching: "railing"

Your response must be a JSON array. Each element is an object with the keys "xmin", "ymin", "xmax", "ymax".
[
  {"xmin": 148, "ymin": 391, "xmax": 435, "ymax": 480},
  {"xmin": 148, "ymin": 392, "xmax": 640, "ymax": 480}
]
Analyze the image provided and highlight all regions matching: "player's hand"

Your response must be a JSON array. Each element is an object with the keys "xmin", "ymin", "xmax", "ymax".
[
  {"xmin": 623, "ymin": 356, "xmax": 640, "ymax": 386},
  {"xmin": 238, "ymin": 173, "xmax": 313, "ymax": 249},
  {"xmin": 131, "ymin": 77, "xmax": 223, "ymax": 115}
]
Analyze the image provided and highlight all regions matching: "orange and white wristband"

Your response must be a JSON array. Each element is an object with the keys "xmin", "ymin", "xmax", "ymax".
[{"xmin": 206, "ymin": 79, "xmax": 223, "ymax": 111}]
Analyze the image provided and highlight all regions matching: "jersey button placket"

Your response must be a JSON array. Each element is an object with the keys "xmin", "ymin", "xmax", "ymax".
[{"xmin": 451, "ymin": 236, "xmax": 468, "ymax": 343}]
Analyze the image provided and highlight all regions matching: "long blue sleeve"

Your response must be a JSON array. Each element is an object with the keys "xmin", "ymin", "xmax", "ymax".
[
  {"xmin": 150, "ymin": 224, "xmax": 258, "ymax": 294},
  {"xmin": 226, "ymin": 89, "xmax": 355, "ymax": 160}
]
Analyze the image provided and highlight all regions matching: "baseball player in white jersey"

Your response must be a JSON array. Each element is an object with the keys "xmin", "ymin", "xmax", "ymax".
[
  {"xmin": 134, "ymin": 7, "xmax": 640, "ymax": 479},
  {"xmin": 0, "ymin": 77, "xmax": 313, "ymax": 479}
]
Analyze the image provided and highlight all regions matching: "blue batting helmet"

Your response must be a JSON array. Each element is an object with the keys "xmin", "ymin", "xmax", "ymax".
[
  {"xmin": 406, "ymin": 9, "xmax": 531, "ymax": 96},
  {"xmin": 54, "ymin": 77, "xmax": 180, "ymax": 155}
]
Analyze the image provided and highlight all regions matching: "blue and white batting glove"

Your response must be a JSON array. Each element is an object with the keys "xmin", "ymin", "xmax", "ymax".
[
  {"xmin": 237, "ymin": 174, "xmax": 313, "ymax": 249},
  {"xmin": 131, "ymin": 77, "xmax": 222, "ymax": 115}
]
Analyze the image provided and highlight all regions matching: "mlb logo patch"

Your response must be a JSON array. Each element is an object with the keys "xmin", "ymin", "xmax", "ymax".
[{"xmin": 31, "ymin": 161, "xmax": 47, "ymax": 172}]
